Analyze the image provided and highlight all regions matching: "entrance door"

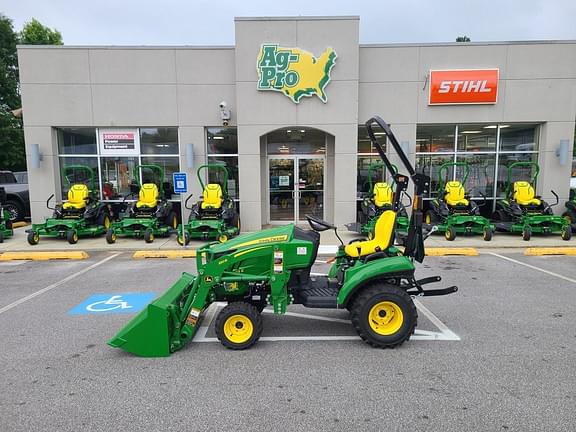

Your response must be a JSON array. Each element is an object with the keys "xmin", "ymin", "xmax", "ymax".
[{"xmin": 269, "ymin": 156, "xmax": 324, "ymax": 223}]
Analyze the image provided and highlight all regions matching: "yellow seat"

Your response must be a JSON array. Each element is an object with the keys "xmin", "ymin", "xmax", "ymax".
[
  {"xmin": 136, "ymin": 183, "xmax": 159, "ymax": 208},
  {"xmin": 62, "ymin": 184, "xmax": 89, "ymax": 210},
  {"xmin": 513, "ymin": 181, "xmax": 541, "ymax": 206},
  {"xmin": 373, "ymin": 182, "xmax": 393, "ymax": 207},
  {"xmin": 201, "ymin": 184, "xmax": 223, "ymax": 209},
  {"xmin": 344, "ymin": 210, "xmax": 396, "ymax": 258},
  {"xmin": 444, "ymin": 181, "xmax": 469, "ymax": 206}
]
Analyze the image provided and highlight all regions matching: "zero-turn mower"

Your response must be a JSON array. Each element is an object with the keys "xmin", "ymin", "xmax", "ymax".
[
  {"xmin": 424, "ymin": 161, "xmax": 494, "ymax": 241},
  {"xmin": 561, "ymin": 188, "xmax": 576, "ymax": 232},
  {"xmin": 108, "ymin": 116, "xmax": 457, "ymax": 357},
  {"xmin": 176, "ymin": 164, "xmax": 240, "ymax": 245},
  {"xmin": 0, "ymin": 187, "xmax": 14, "ymax": 242},
  {"xmin": 492, "ymin": 161, "xmax": 571, "ymax": 241},
  {"xmin": 106, "ymin": 164, "xmax": 178, "ymax": 244},
  {"xmin": 26, "ymin": 165, "xmax": 111, "ymax": 245}
]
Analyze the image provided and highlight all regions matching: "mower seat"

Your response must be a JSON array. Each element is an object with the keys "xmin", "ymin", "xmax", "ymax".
[
  {"xmin": 344, "ymin": 210, "xmax": 396, "ymax": 258},
  {"xmin": 373, "ymin": 182, "xmax": 393, "ymax": 207},
  {"xmin": 201, "ymin": 184, "xmax": 223, "ymax": 210},
  {"xmin": 63, "ymin": 184, "xmax": 89, "ymax": 210},
  {"xmin": 444, "ymin": 181, "xmax": 469, "ymax": 207},
  {"xmin": 513, "ymin": 181, "xmax": 541, "ymax": 206},
  {"xmin": 136, "ymin": 183, "xmax": 159, "ymax": 209}
]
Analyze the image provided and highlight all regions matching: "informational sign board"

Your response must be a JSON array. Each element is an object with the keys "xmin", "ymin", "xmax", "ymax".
[
  {"xmin": 68, "ymin": 293, "xmax": 157, "ymax": 315},
  {"xmin": 278, "ymin": 175, "xmax": 290, "ymax": 187},
  {"xmin": 98, "ymin": 129, "xmax": 140, "ymax": 155},
  {"xmin": 173, "ymin": 172, "xmax": 188, "ymax": 194},
  {"xmin": 428, "ymin": 69, "xmax": 499, "ymax": 105}
]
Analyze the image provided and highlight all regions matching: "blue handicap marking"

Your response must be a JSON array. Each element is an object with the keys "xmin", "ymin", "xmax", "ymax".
[{"xmin": 68, "ymin": 293, "xmax": 157, "ymax": 315}]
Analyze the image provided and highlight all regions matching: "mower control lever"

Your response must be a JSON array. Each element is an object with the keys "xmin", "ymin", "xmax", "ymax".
[{"xmin": 550, "ymin": 190, "xmax": 559, "ymax": 206}]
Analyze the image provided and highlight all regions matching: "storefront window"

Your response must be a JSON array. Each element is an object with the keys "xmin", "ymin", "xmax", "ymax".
[
  {"xmin": 457, "ymin": 125, "xmax": 497, "ymax": 152},
  {"xmin": 416, "ymin": 125, "xmax": 455, "ymax": 153},
  {"xmin": 206, "ymin": 127, "xmax": 239, "ymax": 202},
  {"xmin": 416, "ymin": 154, "xmax": 455, "ymax": 198},
  {"xmin": 207, "ymin": 128, "xmax": 238, "ymax": 154},
  {"xmin": 57, "ymin": 128, "xmax": 97, "ymax": 155},
  {"xmin": 358, "ymin": 125, "xmax": 386, "ymax": 154},
  {"xmin": 58, "ymin": 156, "xmax": 100, "ymax": 198},
  {"xmin": 141, "ymin": 156, "xmax": 180, "ymax": 197},
  {"xmin": 266, "ymin": 128, "xmax": 326, "ymax": 155},
  {"xmin": 357, "ymin": 126, "xmax": 389, "ymax": 199},
  {"xmin": 140, "ymin": 128, "xmax": 179, "ymax": 155},
  {"xmin": 496, "ymin": 152, "xmax": 539, "ymax": 197},
  {"xmin": 207, "ymin": 156, "xmax": 239, "ymax": 199},
  {"xmin": 455, "ymin": 154, "xmax": 496, "ymax": 197},
  {"xmin": 499, "ymin": 124, "xmax": 539, "ymax": 152},
  {"xmin": 100, "ymin": 157, "xmax": 138, "ymax": 199}
]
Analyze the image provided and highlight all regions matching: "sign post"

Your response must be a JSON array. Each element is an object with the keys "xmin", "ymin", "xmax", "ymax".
[{"xmin": 172, "ymin": 172, "xmax": 188, "ymax": 248}]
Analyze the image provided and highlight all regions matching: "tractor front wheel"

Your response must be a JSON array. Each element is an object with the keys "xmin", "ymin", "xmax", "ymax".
[
  {"xmin": 445, "ymin": 226, "xmax": 456, "ymax": 241},
  {"xmin": 27, "ymin": 230, "xmax": 39, "ymax": 245},
  {"xmin": 67, "ymin": 230, "xmax": 79, "ymax": 244},
  {"xmin": 522, "ymin": 227, "xmax": 532, "ymax": 241},
  {"xmin": 350, "ymin": 284, "xmax": 417, "ymax": 349},
  {"xmin": 561, "ymin": 226, "xmax": 571, "ymax": 241},
  {"xmin": 215, "ymin": 302, "xmax": 263, "ymax": 350},
  {"xmin": 482, "ymin": 227, "xmax": 493, "ymax": 241},
  {"xmin": 106, "ymin": 229, "xmax": 117, "ymax": 244},
  {"xmin": 177, "ymin": 231, "xmax": 190, "ymax": 246},
  {"xmin": 144, "ymin": 229, "xmax": 155, "ymax": 243}
]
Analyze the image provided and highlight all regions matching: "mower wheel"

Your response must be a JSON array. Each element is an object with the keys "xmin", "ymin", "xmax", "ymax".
[
  {"xmin": 215, "ymin": 302, "xmax": 263, "ymax": 350},
  {"xmin": 177, "ymin": 231, "xmax": 190, "ymax": 246},
  {"xmin": 482, "ymin": 227, "xmax": 493, "ymax": 241},
  {"xmin": 166, "ymin": 211, "xmax": 178, "ymax": 230},
  {"xmin": 144, "ymin": 229, "xmax": 154, "ymax": 243},
  {"xmin": 27, "ymin": 230, "xmax": 39, "ymax": 245},
  {"xmin": 0, "ymin": 231, "xmax": 3, "ymax": 243},
  {"xmin": 445, "ymin": 227, "xmax": 456, "ymax": 241},
  {"xmin": 67, "ymin": 230, "xmax": 79, "ymax": 244},
  {"xmin": 424, "ymin": 211, "xmax": 437, "ymax": 225},
  {"xmin": 562, "ymin": 212, "xmax": 573, "ymax": 224},
  {"xmin": 106, "ymin": 229, "xmax": 117, "ymax": 244},
  {"xmin": 350, "ymin": 284, "xmax": 417, "ymax": 349},
  {"xmin": 561, "ymin": 226, "xmax": 572, "ymax": 241},
  {"xmin": 218, "ymin": 234, "xmax": 228, "ymax": 243},
  {"xmin": 522, "ymin": 227, "xmax": 531, "ymax": 241},
  {"xmin": 98, "ymin": 212, "xmax": 111, "ymax": 229}
]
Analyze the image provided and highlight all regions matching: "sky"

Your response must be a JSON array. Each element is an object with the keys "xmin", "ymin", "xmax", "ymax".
[{"xmin": 2, "ymin": 0, "xmax": 576, "ymax": 45}]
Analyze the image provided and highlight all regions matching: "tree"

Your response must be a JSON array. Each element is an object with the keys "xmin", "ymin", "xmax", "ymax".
[
  {"xmin": 456, "ymin": 36, "xmax": 471, "ymax": 42},
  {"xmin": 19, "ymin": 18, "xmax": 63, "ymax": 45}
]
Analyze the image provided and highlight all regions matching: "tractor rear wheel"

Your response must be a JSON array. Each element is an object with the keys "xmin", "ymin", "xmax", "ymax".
[
  {"xmin": 350, "ymin": 284, "xmax": 417, "ymax": 349},
  {"xmin": 215, "ymin": 302, "xmax": 263, "ymax": 350}
]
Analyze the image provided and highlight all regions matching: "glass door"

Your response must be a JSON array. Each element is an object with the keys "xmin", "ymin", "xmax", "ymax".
[
  {"xmin": 269, "ymin": 158, "xmax": 295, "ymax": 222},
  {"xmin": 297, "ymin": 157, "xmax": 324, "ymax": 222}
]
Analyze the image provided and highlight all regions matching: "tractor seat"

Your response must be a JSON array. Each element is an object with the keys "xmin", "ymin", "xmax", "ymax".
[
  {"xmin": 444, "ymin": 181, "xmax": 469, "ymax": 207},
  {"xmin": 201, "ymin": 184, "xmax": 223, "ymax": 209},
  {"xmin": 136, "ymin": 183, "xmax": 159, "ymax": 209},
  {"xmin": 373, "ymin": 182, "xmax": 393, "ymax": 208},
  {"xmin": 513, "ymin": 181, "xmax": 541, "ymax": 206},
  {"xmin": 344, "ymin": 210, "xmax": 396, "ymax": 258},
  {"xmin": 63, "ymin": 184, "xmax": 89, "ymax": 210}
]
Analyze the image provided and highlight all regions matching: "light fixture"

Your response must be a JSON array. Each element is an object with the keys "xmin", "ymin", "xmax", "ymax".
[
  {"xmin": 286, "ymin": 130, "xmax": 292, "ymax": 133},
  {"xmin": 499, "ymin": 125, "xmax": 510, "ymax": 128},
  {"xmin": 556, "ymin": 139, "xmax": 570, "ymax": 166},
  {"xmin": 374, "ymin": 132, "xmax": 386, "ymax": 136},
  {"xmin": 213, "ymin": 136, "xmax": 224, "ymax": 140},
  {"xmin": 483, "ymin": 125, "xmax": 497, "ymax": 129},
  {"xmin": 186, "ymin": 143, "xmax": 194, "ymax": 168},
  {"xmin": 461, "ymin": 131, "xmax": 482, "ymax": 134},
  {"xmin": 300, "ymin": 129, "xmax": 305, "ymax": 133},
  {"xmin": 30, "ymin": 143, "xmax": 43, "ymax": 169}
]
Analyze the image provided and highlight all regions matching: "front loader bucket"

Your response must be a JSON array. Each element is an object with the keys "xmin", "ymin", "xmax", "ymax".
[{"xmin": 108, "ymin": 272, "xmax": 196, "ymax": 357}]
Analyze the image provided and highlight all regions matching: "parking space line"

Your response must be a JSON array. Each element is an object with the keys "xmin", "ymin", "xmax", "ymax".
[
  {"xmin": 489, "ymin": 252, "xmax": 576, "ymax": 285},
  {"xmin": 413, "ymin": 299, "xmax": 461, "ymax": 341},
  {"xmin": 0, "ymin": 253, "xmax": 121, "ymax": 316}
]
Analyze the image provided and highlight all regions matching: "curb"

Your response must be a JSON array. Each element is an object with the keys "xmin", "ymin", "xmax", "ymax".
[
  {"xmin": 0, "ymin": 251, "xmax": 89, "ymax": 261},
  {"xmin": 524, "ymin": 247, "xmax": 576, "ymax": 256}
]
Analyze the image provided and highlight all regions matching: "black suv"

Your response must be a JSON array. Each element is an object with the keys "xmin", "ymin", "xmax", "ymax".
[{"xmin": 0, "ymin": 171, "xmax": 30, "ymax": 221}]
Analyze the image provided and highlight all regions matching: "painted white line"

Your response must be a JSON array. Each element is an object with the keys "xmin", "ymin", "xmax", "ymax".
[
  {"xmin": 413, "ymin": 298, "xmax": 461, "ymax": 341},
  {"xmin": 489, "ymin": 252, "xmax": 576, "ymax": 285},
  {"xmin": 194, "ymin": 302, "xmax": 221, "ymax": 339},
  {"xmin": 263, "ymin": 308, "xmax": 351, "ymax": 324},
  {"xmin": 318, "ymin": 245, "xmax": 338, "ymax": 255},
  {"xmin": 0, "ymin": 260, "xmax": 28, "ymax": 266},
  {"xmin": 0, "ymin": 253, "xmax": 121, "ymax": 316}
]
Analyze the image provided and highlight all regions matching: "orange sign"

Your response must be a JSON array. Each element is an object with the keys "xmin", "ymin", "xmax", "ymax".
[{"xmin": 429, "ymin": 69, "xmax": 499, "ymax": 105}]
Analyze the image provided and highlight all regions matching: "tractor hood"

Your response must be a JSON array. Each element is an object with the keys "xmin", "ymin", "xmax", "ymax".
[{"xmin": 205, "ymin": 224, "xmax": 295, "ymax": 255}]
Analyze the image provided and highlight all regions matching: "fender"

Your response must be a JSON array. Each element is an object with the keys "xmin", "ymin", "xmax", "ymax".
[{"xmin": 337, "ymin": 255, "xmax": 415, "ymax": 307}]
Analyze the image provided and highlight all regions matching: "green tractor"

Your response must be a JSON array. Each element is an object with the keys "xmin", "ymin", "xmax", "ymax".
[
  {"xmin": 424, "ymin": 161, "xmax": 494, "ymax": 241},
  {"xmin": 493, "ymin": 161, "xmax": 571, "ymax": 241},
  {"xmin": 0, "ymin": 187, "xmax": 14, "ymax": 242},
  {"xmin": 106, "ymin": 164, "xmax": 178, "ymax": 244},
  {"xmin": 351, "ymin": 162, "xmax": 410, "ymax": 241},
  {"xmin": 26, "ymin": 165, "xmax": 111, "ymax": 245},
  {"xmin": 176, "ymin": 164, "xmax": 240, "ymax": 245},
  {"xmin": 108, "ymin": 116, "xmax": 457, "ymax": 357},
  {"xmin": 561, "ymin": 188, "xmax": 576, "ymax": 232}
]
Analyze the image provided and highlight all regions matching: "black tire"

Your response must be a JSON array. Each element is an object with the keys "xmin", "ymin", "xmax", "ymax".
[
  {"xmin": 4, "ymin": 200, "xmax": 24, "ymax": 222},
  {"xmin": 492, "ymin": 210, "xmax": 508, "ymax": 223},
  {"xmin": 0, "ymin": 231, "xmax": 3, "ymax": 243},
  {"xmin": 425, "ymin": 210, "xmax": 438, "ymax": 225},
  {"xmin": 166, "ymin": 211, "xmax": 178, "ymax": 230},
  {"xmin": 105, "ymin": 229, "xmax": 117, "ymax": 244},
  {"xmin": 445, "ymin": 226, "xmax": 456, "ymax": 241},
  {"xmin": 176, "ymin": 231, "xmax": 190, "ymax": 246},
  {"xmin": 561, "ymin": 226, "xmax": 571, "ymax": 241},
  {"xmin": 5, "ymin": 219, "xmax": 13, "ymax": 230},
  {"xmin": 350, "ymin": 284, "xmax": 417, "ymax": 349},
  {"xmin": 562, "ymin": 211, "xmax": 574, "ymax": 225},
  {"xmin": 97, "ymin": 212, "xmax": 111, "ymax": 230},
  {"xmin": 144, "ymin": 229, "xmax": 154, "ymax": 243},
  {"xmin": 67, "ymin": 230, "xmax": 78, "ymax": 244},
  {"xmin": 522, "ymin": 227, "xmax": 531, "ymax": 241},
  {"xmin": 215, "ymin": 302, "xmax": 263, "ymax": 350},
  {"xmin": 483, "ymin": 226, "xmax": 493, "ymax": 241},
  {"xmin": 27, "ymin": 230, "xmax": 39, "ymax": 245}
]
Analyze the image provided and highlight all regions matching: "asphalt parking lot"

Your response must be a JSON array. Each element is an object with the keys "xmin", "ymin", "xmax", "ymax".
[{"xmin": 1, "ymin": 251, "xmax": 575, "ymax": 431}]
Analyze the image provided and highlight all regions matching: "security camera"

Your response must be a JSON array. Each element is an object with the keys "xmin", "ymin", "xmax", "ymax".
[
  {"xmin": 219, "ymin": 101, "xmax": 227, "ymax": 109},
  {"xmin": 219, "ymin": 101, "xmax": 231, "ymax": 126}
]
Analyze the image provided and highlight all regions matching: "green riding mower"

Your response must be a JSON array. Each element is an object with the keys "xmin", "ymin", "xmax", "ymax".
[
  {"xmin": 424, "ymin": 161, "xmax": 494, "ymax": 241},
  {"xmin": 26, "ymin": 165, "xmax": 111, "ymax": 245},
  {"xmin": 348, "ymin": 162, "xmax": 410, "ymax": 241},
  {"xmin": 106, "ymin": 164, "xmax": 178, "ymax": 244},
  {"xmin": 108, "ymin": 116, "xmax": 457, "ymax": 357},
  {"xmin": 561, "ymin": 188, "xmax": 576, "ymax": 232},
  {"xmin": 493, "ymin": 161, "xmax": 571, "ymax": 241},
  {"xmin": 0, "ymin": 187, "xmax": 14, "ymax": 242},
  {"xmin": 176, "ymin": 164, "xmax": 240, "ymax": 245}
]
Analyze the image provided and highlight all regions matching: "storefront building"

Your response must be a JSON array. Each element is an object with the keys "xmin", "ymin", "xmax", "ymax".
[{"xmin": 17, "ymin": 16, "xmax": 576, "ymax": 230}]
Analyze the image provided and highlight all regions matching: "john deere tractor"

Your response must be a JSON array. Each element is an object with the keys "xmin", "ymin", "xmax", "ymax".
[
  {"xmin": 26, "ymin": 165, "xmax": 111, "ymax": 245},
  {"xmin": 108, "ymin": 116, "xmax": 457, "ymax": 357},
  {"xmin": 493, "ymin": 161, "xmax": 571, "ymax": 241},
  {"xmin": 561, "ymin": 188, "xmax": 576, "ymax": 232},
  {"xmin": 106, "ymin": 164, "xmax": 178, "ymax": 244},
  {"xmin": 0, "ymin": 187, "xmax": 14, "ymax": 242},
  {"xmin": 176, "ymin": 164, "xmax": 240, "ymax": 245},
  {"xmin": 424, "ymin": 161, "xmax": 494, "ymax": 241},
  {"xmin": 353, "ymin": 162, "xmax": 410, "ymax": 241}
]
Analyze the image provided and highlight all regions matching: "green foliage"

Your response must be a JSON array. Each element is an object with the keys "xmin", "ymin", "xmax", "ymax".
[
  {"xmin": 456, "ymin": 36, "xmax": 471, "ymax": 42},
  {"xmin": 19, "ymin": 18, "xmax": 63, "ymax": 45}
]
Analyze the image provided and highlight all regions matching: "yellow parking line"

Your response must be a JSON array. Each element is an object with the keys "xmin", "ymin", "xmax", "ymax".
[
  {"xmin": 425, "ymin": 248, "xmax": 478, "ymax": 256},
  {"xmin": 0, "ymin": 251, "xmax": 89, "ymax": 261},
  {"xmin": 132, "ymin": 250, "xmax": 197, "ymax": 259},
  {"xmin": 524, "ymin": 247, "xmax": 576, "ymax": 256}
]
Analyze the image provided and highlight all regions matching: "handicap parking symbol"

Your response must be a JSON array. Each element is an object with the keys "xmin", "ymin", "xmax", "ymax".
[{"xmin": 68, "ymin": 293, "xmax": 157, "ymax": 315}]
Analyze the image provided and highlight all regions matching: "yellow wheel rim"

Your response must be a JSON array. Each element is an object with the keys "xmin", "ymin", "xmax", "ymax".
[
  {"xmin": 223, "ymin": 314, "xmax": 253, "ymax": 344},
  {"xmin": 425, "ymin": 214, "xmax": 431, "ymax": 224},
  {"xmin": 172, "ymin": 216, "xmax": 178, "ymax": 229},
  {"xmin": 368, "ymin": 301, "xmax": 404, "ymax": 336},
  {"xmin": 112, "ymin": 233, "xmax": 117, "ymax": 241},
  {"xmin": 34, "ymin": 233, "xmax": 39, "ymax": 242},
  {"xmin": 104, "ymin": 216, "xmax": 111, "ymax": 229},
  {"xmin": 73, "ymin": 233, "xmax": 78, "ymax": 242},
  {"xmin": 219, "ymin": 234, "xmax": 228, "ymax": 243}
]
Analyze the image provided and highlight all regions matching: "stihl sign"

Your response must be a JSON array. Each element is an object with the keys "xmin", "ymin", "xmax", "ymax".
[{"xmin": 429, "ymin": 69, "xmax": 499, "ymax": 105}]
